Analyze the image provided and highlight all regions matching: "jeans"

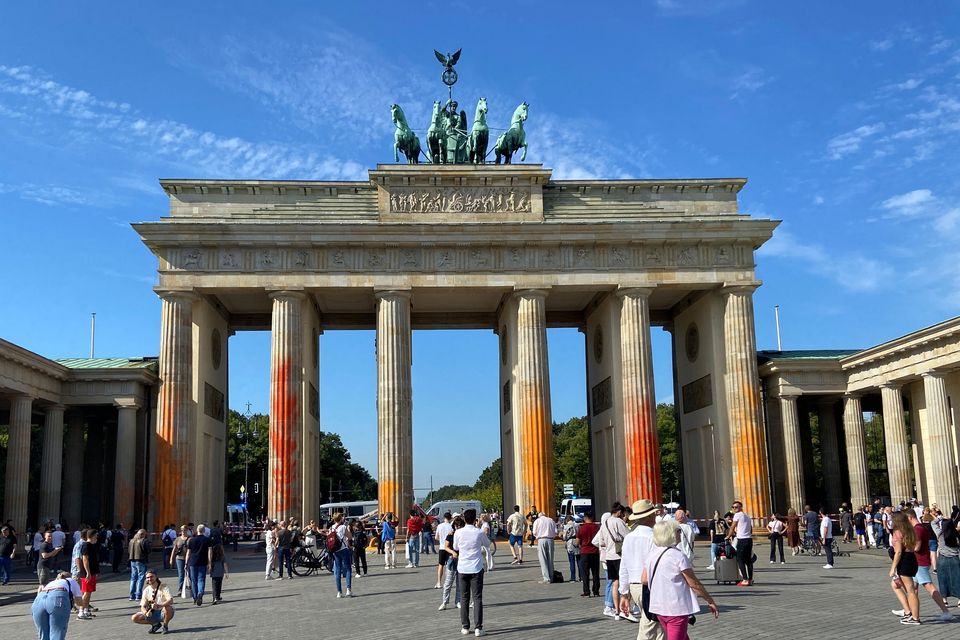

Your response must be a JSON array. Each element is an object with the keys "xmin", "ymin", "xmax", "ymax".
[
  {"xmin": 710, "ymin": 542, "xmax": 720, "ymax": 565},
  {"xmin": 458, "ymin": 570, "xmax": 484, "ymax": 630},
  {"xmin": 278, "ymin": 548, "xmax": 292, "ymax": 578},
  {"xmin": 162, "ymin": 546, "xmax": 172, "ymax": 570},
  {"xmin": 824, "ymin": 538, "xmax": 834, "ymax": 565},
  {"xmin": 579, "ymin": 553, "xmax": 600, "ymax": 595},
  {"xmin": 188, "ymin": 564, "xmax": 207, "ymax": 601},
  {"xmin": 441, "ymin": 558, "xmax": 460, "ymax": 605},
  {"xmin": 32, "ymin": 590, "xmax": 71, "ymax": 640},
  {"xmin": 735, "ymin": 538, "xmax": 754, "ymax": 582},
  {"xmin": 129, "ymin": 560, "xmax": 146, "ymax": 599},
  {"xmin": 422, "ymin": 531, "xmax": 435, "ymax": 553},
  {"xmin": 407, "ymin": 535, "xmax": 421, "ymax": 566},
  {"xmin": 769, "ymin": 533, "xmax": 784, "ymax": 562},
  {"xmin": 0, "ymin": 556, "xmax": 11, "ymax": 584},
  {"xmin": 604, "ymin": 566, "xmax": 614, "ymax": 609},
  {"xmin": 333, "ymin": 548, "xmax": 353, "ymax": 593},
  {"xmin": 567, "ymin": 551, "xmax": 580, "ymax": 581},
  {"xmin": 175, "ymin": 558, "xmax": 186, "ymax": 594},
  {"xmin": 537, "ymin": 538, "xmax": 554, "ymax": 581}
]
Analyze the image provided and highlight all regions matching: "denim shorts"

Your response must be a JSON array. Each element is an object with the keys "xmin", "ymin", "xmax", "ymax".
[
  {"xmin": 509, "ymin": 535, "xmax": 523, "ymax": 546},
  {"xmin": 916, "ymin": 565, "xmax": 933, "ymax": 585}
]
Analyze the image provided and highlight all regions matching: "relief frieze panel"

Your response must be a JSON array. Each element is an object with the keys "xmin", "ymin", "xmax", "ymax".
[{"xmin": 389, "ymin": 187, "xmax": 532, "ymax": 214}]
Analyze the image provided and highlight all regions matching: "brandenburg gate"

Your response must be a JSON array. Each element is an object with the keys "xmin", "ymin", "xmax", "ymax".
[{"xmin": 134, "ymin": 164, "xmax": 778, "ymax": 529}]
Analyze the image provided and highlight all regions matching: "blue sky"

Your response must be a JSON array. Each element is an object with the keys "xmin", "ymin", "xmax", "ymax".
[{"xmin": 2, "ymin": 2, "xmax": 959, "ymax": 496}]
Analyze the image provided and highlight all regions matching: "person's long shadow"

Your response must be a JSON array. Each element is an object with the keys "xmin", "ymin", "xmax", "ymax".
[
  {"xmin": 173, "ymin": 625, "xmax": 234, "ymax": 633},
  {"xmin": 483, "ymin": 618, "xmax": 596, "ymax": 634},
  {"xmin": 485, "ymin": 596, "xmax": 568, "ymax": 608}
]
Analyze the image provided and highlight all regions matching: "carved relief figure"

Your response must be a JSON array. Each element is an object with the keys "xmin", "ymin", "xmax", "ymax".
[
  {"xmin": 388, "ymin": 187, "xmax": 532, "ymax": 214},
  {"xmin": 183, "ymin": 249, "xmax": 201, "ymax": 268}
]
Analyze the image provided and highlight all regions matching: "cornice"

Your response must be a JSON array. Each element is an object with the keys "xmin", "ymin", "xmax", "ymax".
[{"xmin": 839, "ymin": 315, "xmax": 960, "ymax": 371}]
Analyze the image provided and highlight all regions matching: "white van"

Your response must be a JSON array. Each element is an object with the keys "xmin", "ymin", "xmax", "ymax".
[
  {"xmin": 425, "ymin": 500, "xmax": 483, "ymax": 521},
  {"xmin": 559, "ymin": 497, "xmax": 592, "ymax": 522}
]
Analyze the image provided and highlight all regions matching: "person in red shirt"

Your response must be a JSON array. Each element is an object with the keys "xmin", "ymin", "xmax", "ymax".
[
  {"xmin": 406, "ymin": 511, "xmax": 423, "ymax": 568},
  {"xmin": 577, "ymin": 513, "xmax": 601, "ymax": 597},
  {"xmin": 907, "ymin": 511, "xmax": 954, "ymax": 621}
]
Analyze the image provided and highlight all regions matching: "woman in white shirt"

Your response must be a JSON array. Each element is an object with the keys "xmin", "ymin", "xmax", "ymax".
[
  {"xmin": 642, "ymin": 519, "xmax": 719, "ymax": 640},
  {"xmin": 264, "ymin": 522, "xmax": 277, "ymax": 579},
  {"xmin": 767, "ymin": 514, "xmax": 786, "ymax": 564}
]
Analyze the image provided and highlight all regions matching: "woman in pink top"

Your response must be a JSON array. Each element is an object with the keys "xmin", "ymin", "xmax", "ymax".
[{"xmin": 642, "ymin": 519, "xmax": 719, "ymax": 640}]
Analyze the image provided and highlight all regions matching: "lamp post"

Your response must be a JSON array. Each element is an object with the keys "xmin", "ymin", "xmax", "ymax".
[{"xmin": 237, "ymin": 402, "xmax": 256, "ymax": 511}]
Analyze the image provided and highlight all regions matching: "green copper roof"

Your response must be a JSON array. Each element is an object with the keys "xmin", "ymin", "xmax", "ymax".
[
  {"xmin": 55, "ymin": 357, "xmax": 158, "ymax": 370},
  {"xmin": 757, "ymin": 349, "xmax": 861, "ymax": 363}
]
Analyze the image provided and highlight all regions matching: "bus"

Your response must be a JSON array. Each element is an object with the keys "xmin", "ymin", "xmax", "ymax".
[{"xmin": 319, "ymin": 500, "xmax": 379, "ymax": 519}]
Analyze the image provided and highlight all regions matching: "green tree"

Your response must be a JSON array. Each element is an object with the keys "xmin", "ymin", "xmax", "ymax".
[
  {"xmin": 657, "ymin": 403, "xmax": 681, "ymax": 502},
  {"xmin": 425, "ymin": 484, "xmax": 473, "ymax": 507},
  {"xmin": 553, "ymin": 416, "xmax": 592, "ymax": 504},
  {"xmin": 318, "ymin": 431, "xmax": 377, "ymax": 503}
]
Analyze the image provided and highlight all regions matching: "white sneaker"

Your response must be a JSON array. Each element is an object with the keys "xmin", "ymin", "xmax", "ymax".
[
  {"xmin": 822, "ymin": 564, "xmax": 833, "ymax": 569},
  {"xmin": 769, "ymin": 560, "xmax": 774, "ymax": 563},
  {"xmin": 336, "ymin": 592, "xmax": 342, "ymax": 598},
  {"xmin": 457, "ymin": 602, "xmax": 461, "ymax": 609},
  {"xmin": 623, "ymin": 613, "xmax": 639, "ymax": 623},
  {"xmin": 938, "ymin": 612, "xmax": 954, "ymax": 621},
  {"xmin": 405, "ymin": 563, "xmax": 414, "ymax": 568},
  {"xmin": 355, "ymin": 573, "xmax": 361, "ymax": 578},
  {"xmin": 891, "ymin": 609, "xmax": 905, "ymax": 616},
  {"xmin": 603, "ymin": 607, "xmax": 616, "ymax": 618},
  {"xmin": 780, "ymin": 561, "xmax": 785, "ymax": 564},
  {"xmin": 345, "ymin": 589, "xmax": 352, "ymax": 597},
  {"xmin": 434, "ymin": 583, "xmax": 442, "ymax": 589},
  {"xmin": 439, "ymin": 603, "xmax": 446, "ymax": 611},
  {"xmin": 460, "ymin": 629, "xmax": 469, "ymax": 635},
  {"xmin": 706, "ymin": 564, "xmax": 715, "ymax": 570},
  {"xmin": 475, "ymin": 630, "xmax": 486, "ymax": 637}
]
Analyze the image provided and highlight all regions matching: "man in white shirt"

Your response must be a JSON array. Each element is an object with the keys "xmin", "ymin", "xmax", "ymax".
[
  {"xmin": 453, "ymin": 509, "xmax": 490, "ymax": 637},
  {"xmin": 532, "ymin": 512, "xmax": 558, "ymax": 584},
  {"xmin": 819, "ymin": 508, "xmax": 834, "ymax": 569},
  {"xmin": 618, "ymin": 499, "xmax": 664, "ymax": 640},
  {"xmin": 505, "ymin": 506, "xmax": 526, "ymax": 565},
  {"xmin": 674, "ymin": 510, "xmax": 695, "ymax": 562},
  {"xmin": 435, "ymin": 512, "xmax": 454, "ymax": 589},
  {"xmin": 727, "ymin": 500, "xmax": 754, "ymax": 586}
]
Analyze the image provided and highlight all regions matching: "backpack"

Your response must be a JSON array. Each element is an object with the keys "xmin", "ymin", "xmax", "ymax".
[
  {"xmin": 943, "ymin": 519, "xmax": 960, "ymax": 549},
  {"xmin": 551, "ymin": 569, "xmax": 564, "ymax": 583},
  {"xmin": 325, "ymin": 528, "xmax": 342, "ymax": 552},
  {"xmin": 354, "ymin": 530, "xmax": 369, "ymax": 549}
]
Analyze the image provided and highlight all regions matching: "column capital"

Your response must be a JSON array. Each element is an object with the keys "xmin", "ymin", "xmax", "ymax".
[
  {"xmin": 511, "ymin": 287, "xmax": 550, "ymax": 301},
  {"xmin": 615, "ymin": 286, "xmax": 655, "ymax": 299},
  {"xmin": 45, "ymin": 403, "xmax": 66, "ymax": 412},
  {"xmin": 843, "ymin": 392, "xmax": 862, "ymax": 400},
  {"xmin": 776, "ymin": 392, "xmax": 801, "ymax": 401},
  {"xmin": 155, "ymin": 288, "xmax": 198, "ymax": 303},
  {"xmin": 113, "ymin": 397, "xmax": 142, "ymax": 410},
  {"xmin": 921, "ymin": 369, "xmax": 947, "ymax": 380},
  {"xmin": 374, "ymin": 289, "xmax": 412, "ymax": 302},
  {"xmin": 267, "ymin": 289, "xmax": 308, "ymax": 302},
  {"xmin": 878, "ymin": 382, "xmax": 903, "ymax": 391},
  {"xmin": 721, "ymin": 281, "xmax": 761, "ymax": 296}
]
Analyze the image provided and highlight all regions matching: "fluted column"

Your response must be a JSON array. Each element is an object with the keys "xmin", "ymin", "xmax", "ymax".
[
  {"xmin": 38, "ymin": 405, "xmax": 65, "ymax": 522},
  {"xmin": 4, "ymin": 395, "xmax": 33, "ymax": 534},
  {"xmin": 618, "ymin": 288, "xmax": 660, "ymax": 504},
  {"xmin": 61, "ymin": 412, "xmax": 85, "ymax": 529},
  {"xmin": 880, "ymin": 383, "xmax": 913, "ymax": 503},
  {"xmin": 842, "ymin": 394, "xmax": 869, "ymax": 507},
  {"xmin": 269, "ymin": 291, "xmax": 305, "ymax": 520},
  {"xmin": 778, "ymin": 394, "xmax": 804, "ymax": 512},
  {"xmin": 376, "ymin": 291, "xmax": 413, "ymax": 528},
  {"xmin": 114, "ymin": 400, "xmax": 140, "ymax": 527},
  {"xmin": 514, "ymin": 289, "xmax": 554, "ymax": 512},
  {"xmin": 817, "ymin": 399, "xmax": 842, "ymax": 510},
  {"xmin": 154, "ymin": 291, "xmax": 195, "ymax": 530},
  {"xmin": 722, "ymin": 285, "xmax": 770, "ymax": 519},
  {"xmin": 922, "ymin": 371, "xmax": 959, "ymax": 508}
]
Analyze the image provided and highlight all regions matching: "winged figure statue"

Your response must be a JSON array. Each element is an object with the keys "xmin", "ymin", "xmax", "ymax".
[{"xmin": 434, "ymin": 48, "xmax": 462, "ymax": 70}]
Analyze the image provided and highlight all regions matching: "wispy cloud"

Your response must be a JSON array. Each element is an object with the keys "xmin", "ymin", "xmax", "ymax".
[
  {"xmin": 827, "ymin": 123, "xmax": 885, "ymax": 159},
  {"xmin": 878, "ymin": 188, "xmax": 960, "ymax": 233},
  {"xmin": 870, "ymin": 39, "xmax": 894, "ymax": 52},
  {"xmin": 759, "ymin": 228, "xmax": 894, "ymax": 292},
  {"xmin": 880, "ymin": 188, "xmax": 934, "ymax": 217},
  {"xmin": 0, "ymin": 181, "xmax": 100, "ymax": 207},
  {"xmin": 730, "ymin": 66, "xmax": 773, "ymax": 100},
  {"xmin": 654, "ymin": 0, "xmax": 747, "ymax": 16},
  {"xmin": 0, "ymin": 65, "xmax": 365, "ymax": 180}
]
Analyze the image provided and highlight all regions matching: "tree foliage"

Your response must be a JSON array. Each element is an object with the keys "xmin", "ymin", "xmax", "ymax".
[
  {"xmin": 552, "ymin": 416, "xmax": 592, "ymax": 504},
  {"xmin": 656, "ymin": 403, "xmax": 681, "ymax": 502}
]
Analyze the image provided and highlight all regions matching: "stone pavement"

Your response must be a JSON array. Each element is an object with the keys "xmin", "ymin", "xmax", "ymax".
[{"xmin": 1, "ymin": 541, "xmax": 957, "ymax": 639}]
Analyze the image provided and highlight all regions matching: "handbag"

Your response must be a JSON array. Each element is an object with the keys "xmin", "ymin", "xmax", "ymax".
[{"xmin": 641, "ymin": 548, "xmax": 669, "ymax": 622}]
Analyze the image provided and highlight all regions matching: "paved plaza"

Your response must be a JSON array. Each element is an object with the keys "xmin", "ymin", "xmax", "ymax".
[{"xmin": 1, "ymin": 541, "xmax": 957, "ymax": 638}]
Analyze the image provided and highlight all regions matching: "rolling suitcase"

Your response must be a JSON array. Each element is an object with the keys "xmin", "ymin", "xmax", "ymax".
[{"xmin": 714, "ymin": 556, "xmax": 739, "ymax": 584}]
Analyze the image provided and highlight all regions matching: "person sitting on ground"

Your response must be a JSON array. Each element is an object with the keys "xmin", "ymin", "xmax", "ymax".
[{"xmin": 131, "ymin": 570, "xmax": 174, "ymax": 634}]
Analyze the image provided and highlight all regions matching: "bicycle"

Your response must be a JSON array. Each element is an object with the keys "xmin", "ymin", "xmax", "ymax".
[{"xmin": 291, "ymin": 543, "xmax": 333, "ymax": 576}]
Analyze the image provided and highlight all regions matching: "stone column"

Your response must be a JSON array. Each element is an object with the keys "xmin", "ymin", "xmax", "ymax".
[
  {"xmin": 376, "ymin": 291, "xmax": 413, "ymax": 528},
  {"xmin": 269, "ymin": 291, "xmax": 305, "ymax": 520},
  {"xmin": 154, "ymin": 291, "xmax": 195, "ymax": 530},
  {"xmin": 513, "ymin": 289, "xmax": 555, "ymax": 513},
  {"xmin": 722, "ymin": 285, "xmax": 771, "ymax": 519},
  {"xmin": 618, "ymin": 288, "xmax": 660, "ymax": 504},
  {"xmin": 880, "ymin": 383, "xmax": 913, "ymax": 504},
  {"xmin": 38, "ymin": 405, "xmax": 65, "ymax": 523},
  {"xmin": 4, "ymin": 395, "xmax": 33, "ymax": 534},
  {"xmin": 842, "ymin": 394, "xmax": 869, "ymax": 507},
  {"xmin": 61, "ymin": 412, "xmax": 85, "ymax": 530},
  {"xmin": 817, "ymin": 399, "xmax": 842, "ymax": 510},
  {"xmin": 921, "ymin": 372, "xmax": 960, "ymax": 508},
  {"xmin": 114, "ymin": 400, "xmax": 140, "ymax": 528},
  {"xmin": 778, "ymin": 394, "xmax": 805, "ymax": 512}
]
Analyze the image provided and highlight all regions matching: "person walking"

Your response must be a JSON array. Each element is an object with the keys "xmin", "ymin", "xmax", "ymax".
[
  {"xmin": 161, "ymin": 524, "xmax": 176, "ymax": 571},
  {"xmin": 209, "ymin": 541, "xmax": 228, "ymax": 604},
  {"xmin": 906, "ymin": 509, "xmax": 954, "ymax": 621},
  {"xmin": 728, "ymin": 500, "xmax": 754, "ymax": 586},
  {"xmin": 406, "ymin": 510, "xmax": 423, "ymax": 568},
  {"xmin": 109, "ymin": 525, "xmax": 125, "ymax": 574},
  {"xmin": 0, "ymin": 525, "xmax": 15, "ymax": 585},
  {"xmin": 382, "ymin": 513, "xmax": 397, "ymax": 569},
  {"xmin": 577, "ymin": 512, "xmax": 601, "ymax": 597},
  {"xmin": 169, "ymin": 526, "xmax": 189, "ymax": 595},
  {"xmin": 435, "ymin": 512, "xmax": 454, "ymax": 588},
  {"xmin": 352, "ymin": 520, "xmax": 369, "ymax": 578},
  {"xmin": 275, "ymin": 519, "xmax": 293, "ymax": 579},
  {"xmin": 453, "ymin": 509, "xmax": 490, "ymax": 636},
  {"xmin": 642, "ymin": 520, "xmax": 719, "ymax": 640},
  {"xmin": 330, "ymin": 513, "xmax": 353, "ymax": 598},
  {"xmin": 183, "ymin": 524, "xmax": 212, "ymax": 606},
  {"xmin": 33, "ymin": 571, "xmax": 84, "ymax": 640},
  {"xmin": 931, "ymin": 512, "xmax": 960, "ymax": 608},
  {"xmin": 131, "ymin": 570, "xmax": 175, "ymax": 634},
  {"xmin": 890, "ymin": 511, "xmax": 922, "ymax": 625},
  {"xmin": 853, "ymin": 506, "xmax": 867, "ymax": 550},
  {"xmin": 128, "ymin": 529, "xmax": 150, "ymax": 601},
  {"xmin": 768, "ymin": 513, "xmax": 785, "ymax": 564},
  {"xmin": 263, "ymin": 521, "xmax": 277, "ymax": 580},
  {"xmin": 596, "ymin": 504, "xmax": 631, "ymax": 620},
  {"xmin": 479, "ymin": 514, "xmax": 495, "ymax": 571},
  {"xmin": 561, "ymin": 515, "xmax": 580, "ymax": 582},
  {"xmin": 505, "ymin": 505, "xmax": 526, "ymax": 565},
  {"xmin": 532, "ymin": 511, "xmax": 558, "ymax": 584},
  {"xmin": 617, "ymin": 499, "xmax": 663, "ymax": 640},
  {"xmin": 840, "ymin": 508, "xmax": 852, "ymax": 544},
  {"xmin": 439, "ymin": 515, "xmax": 464, "ymax": 611}
]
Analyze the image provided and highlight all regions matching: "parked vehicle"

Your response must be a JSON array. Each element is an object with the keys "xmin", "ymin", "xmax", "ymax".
[
  {"xmin": 319, "ymin": 500, "xmax": 378, "ymax": 519},
  {"xmin": 225, "ymin": 503, "xmax": 254, "ymax": 540},
  {"xmin": 558, "ymin": 497, "xmax": 592, "ymax": 523},
  {"xmin": 424, "ymin": 500, "xmax": 483, "ymax": 521}
]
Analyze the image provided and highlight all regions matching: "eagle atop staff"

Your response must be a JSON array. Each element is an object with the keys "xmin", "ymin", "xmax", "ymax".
[{"xmin": 434, "ymin": 48, "xmax": 462, "ymax": 70}]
